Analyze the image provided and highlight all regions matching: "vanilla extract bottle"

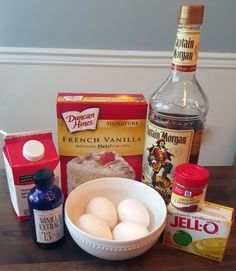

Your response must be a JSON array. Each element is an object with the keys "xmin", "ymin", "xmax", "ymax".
[
  {"xmin": 28, "ymin": 169, "xmax": 65, "ymax": 249},
  {"xmin": 142, "ymin": 4, "xmax": 209, "ymax": 204}
]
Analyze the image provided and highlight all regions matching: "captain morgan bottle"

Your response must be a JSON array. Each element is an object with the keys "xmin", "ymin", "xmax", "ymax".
[{"xmin": 142, "ymin": 4, "xmax": 209, "ymax": 204}]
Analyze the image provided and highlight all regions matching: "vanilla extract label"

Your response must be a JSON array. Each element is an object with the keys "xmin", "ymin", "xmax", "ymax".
[
  {"xmin": 33, "ymin": 205, "xmax": 64, "ymax": 243},
  {"xmin": 172, "ymin": 28, "xmax": 200, "ymax": 71}
]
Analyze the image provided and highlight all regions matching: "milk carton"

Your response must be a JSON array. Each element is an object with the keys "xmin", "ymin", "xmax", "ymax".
[
  {"xmin": 163, "ymin": 202, "xmax": 234, "ymax": 262},
  {"xmin": 2, "ymin": 130, "xmax": 61, "ymax": 222},
  {"xmin": 56, "ymin": 93, "xmax": 147, "ymax": 197}
]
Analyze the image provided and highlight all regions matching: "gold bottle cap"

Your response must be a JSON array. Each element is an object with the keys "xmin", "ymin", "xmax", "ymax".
[{"xmin": 178, "ymin": 3, "xmax": 204, "ymax": 25}]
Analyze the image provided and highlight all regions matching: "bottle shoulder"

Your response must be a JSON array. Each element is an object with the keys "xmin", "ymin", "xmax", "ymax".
[
  {"xmin": 28, "ymin": 185, "xmax": 64, "ymax": 209},
  {"xmin": 150, "ymin": 72, "xmax": 209, "ymax": 117}
]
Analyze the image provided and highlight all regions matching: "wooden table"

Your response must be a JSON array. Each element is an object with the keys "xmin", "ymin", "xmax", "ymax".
[{"xmin": 0, "ymin": 167, "xmax": 235, "ymax": 271}]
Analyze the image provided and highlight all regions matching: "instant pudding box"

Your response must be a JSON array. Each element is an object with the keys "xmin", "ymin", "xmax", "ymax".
[
  {"xmin": 2, "ymin": 130, "xmax": 61, "ymax": 222},
  {"xmin": 163, "ymin": 201, "xmax": 234, "ymax": 262},
  {"xmin": 56, "ymin": 93, "xmax": 147, "ymax": 197}
]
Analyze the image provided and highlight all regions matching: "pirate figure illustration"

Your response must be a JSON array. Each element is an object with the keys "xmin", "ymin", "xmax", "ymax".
[{"xmin": 148, "ymin": 138, "xmax": 174, "ymax": 189}]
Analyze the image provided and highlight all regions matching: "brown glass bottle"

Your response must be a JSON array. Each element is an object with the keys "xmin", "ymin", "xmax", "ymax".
[{"xmin": 142, "ymin": 4, "xmax": 209, "ymax": 204}]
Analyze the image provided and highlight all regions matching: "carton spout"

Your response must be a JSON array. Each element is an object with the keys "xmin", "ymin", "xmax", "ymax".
[{"xmin": 0, "ymin": 130, "xmax": 8, "ymax": 137}]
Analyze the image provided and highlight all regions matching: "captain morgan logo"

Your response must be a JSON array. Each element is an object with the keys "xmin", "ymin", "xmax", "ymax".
[
  {"xmin": 62, "ymin": 108, "xmax": 99, "ymax": 133},
  {"xmin": 147, "ymin": 123, "xmax": 188, "ymax": 145}
]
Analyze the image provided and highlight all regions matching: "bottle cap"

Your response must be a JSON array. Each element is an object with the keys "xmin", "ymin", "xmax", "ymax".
[
  {"xmin": 33, "ymin": 169, "xmax": 54, "ymax": 187},
  {"xmin": 178, "ymin": 4, "xmax": 204, "ymax": 25},
  {"xmin": 174, "ymin": 163, "xmax": 209, "ymax": 188},
  {"xmin": 23, "ymin": 140, "xmax": 45, "ymax": 161}
]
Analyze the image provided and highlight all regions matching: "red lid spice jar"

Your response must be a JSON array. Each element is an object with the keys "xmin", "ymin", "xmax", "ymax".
[{"xmin": 171, "ymin": 163, "xmax": 209, "ymax": 212}]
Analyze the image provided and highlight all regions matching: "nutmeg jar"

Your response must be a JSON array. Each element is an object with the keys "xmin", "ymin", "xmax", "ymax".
[{"xmin": 171, "ymin": 163, "xmax": 209, "ymax": 212}]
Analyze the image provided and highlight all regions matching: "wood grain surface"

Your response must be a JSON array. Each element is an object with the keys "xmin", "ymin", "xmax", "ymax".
[{"xmin": 0, "ymin": 167, "xmax": 235, "ymax": 271}]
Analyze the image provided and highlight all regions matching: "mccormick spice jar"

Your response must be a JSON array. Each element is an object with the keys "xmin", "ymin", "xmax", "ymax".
[{"xmin": 171, "ymin": 163, "xmax": 209, "ymax": 212}]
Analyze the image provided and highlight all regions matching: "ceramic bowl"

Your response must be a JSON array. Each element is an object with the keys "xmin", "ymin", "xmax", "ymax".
[{"xmin": 65, "ymin": 177, "xmax": 167, "ymax": 260}]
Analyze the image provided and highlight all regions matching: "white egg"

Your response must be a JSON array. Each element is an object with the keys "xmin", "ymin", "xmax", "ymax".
[
  {"xmin": 77, "ymin": 213, "xmax": 112, "ymax": 240},
  {"xmin": 117, "ymin": 198, "xmax": 150, "ymax": 227},
  {"xmin": 86, "ymin": 196, "xmax": 118, "ymax": 230},
  {"xmin": 112, "ymin": 221, "xmax": 149, "ymax": 241}
]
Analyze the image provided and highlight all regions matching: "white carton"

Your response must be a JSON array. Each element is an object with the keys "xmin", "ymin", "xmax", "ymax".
[{"xmin": 2, "ymin": 130, "xmax": 61, "ymax": 222}]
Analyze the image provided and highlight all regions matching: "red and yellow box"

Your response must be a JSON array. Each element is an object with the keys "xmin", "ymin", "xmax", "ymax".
[{"xmin": 56, "ymin": 93, "xmax": 147, "ymax": 197}]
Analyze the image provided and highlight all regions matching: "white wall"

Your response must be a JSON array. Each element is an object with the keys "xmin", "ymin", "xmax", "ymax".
[{"xmin": 0, "ymin": 48, "xmax": 236, "ymax": 168}]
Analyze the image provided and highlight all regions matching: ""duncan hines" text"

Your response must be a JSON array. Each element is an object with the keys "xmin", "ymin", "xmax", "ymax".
[{"xmin": 62, "ymin": 108, "xmax": 99, "ymax": 133}]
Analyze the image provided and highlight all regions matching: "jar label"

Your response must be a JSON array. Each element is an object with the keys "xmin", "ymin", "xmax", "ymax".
[
  {"xmin": 172, "ymin": 28, "xmax": 200, "ymax": 72},
  {"xmin": 171, "ymin": 185, "xmax": 207, "ymax": 212},
  {"xmin": 142, "ymin": 120, "xmax": 194, "ymax": 203},
  {"xmin": 33, "ymin": 204, "xmax": 64, "ymax": 243}
]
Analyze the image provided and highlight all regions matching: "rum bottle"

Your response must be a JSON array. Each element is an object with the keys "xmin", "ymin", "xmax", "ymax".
[{"xmin": 142, "ymin": 4, "xmax": 209, "ymax": 203}]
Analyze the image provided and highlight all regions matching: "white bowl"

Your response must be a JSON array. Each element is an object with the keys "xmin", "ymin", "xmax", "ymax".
[{"xmin": 65, "ymin": 177, "xmax": 167, "ymax": 261}]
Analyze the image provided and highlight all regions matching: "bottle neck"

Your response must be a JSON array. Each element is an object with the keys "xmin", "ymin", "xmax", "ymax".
[
  {"xmin": 170, "ymin": 69, "xmax": 196, "ymax": 82},
  {"xmin": 171, "ymin": 24, "xmax": 201, "ymax": 74},
  {"xmin": 35, "ymin": 182, "xmax": 53, "ymax": 190}
]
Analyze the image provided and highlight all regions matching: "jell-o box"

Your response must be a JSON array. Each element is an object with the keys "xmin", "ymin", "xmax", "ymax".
[{"xmin": 163, "ymin": 201, "xmax": 234, "ymax": 262}]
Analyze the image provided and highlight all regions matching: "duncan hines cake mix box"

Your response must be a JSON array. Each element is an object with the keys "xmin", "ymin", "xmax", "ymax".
[
  {"xmin": 163, "ymin": 202, "xmax": 234, "ymax": 262},
  {"xmin": 56, "ymin": 93, "xmax": 147, "ymax": 197},
  {"xmin": 2, "ymin": 130, "xmax": 61, "ymax": 222}
]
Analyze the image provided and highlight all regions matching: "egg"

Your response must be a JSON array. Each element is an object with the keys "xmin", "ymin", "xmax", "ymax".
[
  {"xmin": 112, "ymin": 221, "xmax": 149, "ymax": 241},
  {"xmin": 86, "ymin": 196, "xmax": 118, "ymax": 229},
  {"xmin": 77, "ymin": 213, "xmax": 112, "ymax": 240},
  {"xmin": 117, "ymin": 198, "xmax": 150, "ymax": 227}
]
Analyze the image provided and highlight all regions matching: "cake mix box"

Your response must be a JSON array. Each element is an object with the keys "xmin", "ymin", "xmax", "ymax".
[
  {"xmin": 2, "ymin": 130, "xmax": 61, "ymax": 222},
  {"xmin": 163, "ymin": 202, "xmax": 234, "ymax": 262},
  {"xmin": 56, "ymin": 93, "xmax": 147, "ymax": 197}
]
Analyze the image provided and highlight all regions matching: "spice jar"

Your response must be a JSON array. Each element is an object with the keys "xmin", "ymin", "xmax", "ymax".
[{"xmin": 171, "ymin": 163, "xmax": 209, "ymax": 212}]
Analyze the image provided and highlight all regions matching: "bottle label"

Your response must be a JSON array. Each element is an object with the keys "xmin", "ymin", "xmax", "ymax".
[
  {"xmin": 172, "ymin": 28, "xmax": 200, "ymax": 72},
  {"xmin": 142, "ymin": 120, "xmax": 194, "ymax": 203},
  {"xmin": 33, "ymin": 204, "xmax": 64, "ymax": 244},
  {"xmin": 171, "ymin": 184, "xmax": 207, "ymax": 212}
]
